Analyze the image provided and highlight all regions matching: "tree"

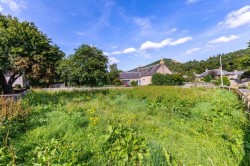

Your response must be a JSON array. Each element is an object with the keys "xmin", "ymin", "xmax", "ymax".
[
  {"xmin": 241, "ymin": 69, "xmax": 250, "ymax": 79},
  {"xmin": 57, "ymin": 44, "xmax": 108, "ymax": 87},
  {"xmin": 248, "ymin": 40, "xmax": 250, "ymax": 48},
  {"xmin": 107, "ymin": 63, "xmax": 121, "ymax": 85},
  {"xmin": 0, "ymin": 14, "xmax": 64, "ymax": 92}
]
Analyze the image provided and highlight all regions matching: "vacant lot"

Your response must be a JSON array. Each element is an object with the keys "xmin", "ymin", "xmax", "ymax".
[{"xmin": 1, "ymin": 86, "xmax": 250, "ymax": 165}]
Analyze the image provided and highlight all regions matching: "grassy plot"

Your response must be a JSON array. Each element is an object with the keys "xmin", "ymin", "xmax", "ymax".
[{"xmin": 0, "ymin": 86, "xmax": 250, "ymax": 165}]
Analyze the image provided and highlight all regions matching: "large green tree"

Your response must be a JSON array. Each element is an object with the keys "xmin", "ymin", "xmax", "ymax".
[
  {"xmin": 57, "ymin": 44, "xmax": 108, "ymax": 87},
  {"xmin": 0, "ymin": 14, "xmax": 64, "ymax": 92}
]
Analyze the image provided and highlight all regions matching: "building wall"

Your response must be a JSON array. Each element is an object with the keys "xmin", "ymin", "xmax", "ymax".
[
  {"xmin": 5, "ymin": 76, "xmax": 24, "ymax": 87},
  {"xmin": 141, "ymin": 76, "xmax": 152, "ymax": 85},
  {"xmin": 120, "ymin": 78, "xmax": 141, "ymax": 85},
  {"xmin": 156, "ymin": 65, "xmax": 172, "ymax": 74}
]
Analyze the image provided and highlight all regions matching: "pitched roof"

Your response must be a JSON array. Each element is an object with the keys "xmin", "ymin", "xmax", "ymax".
[
  {"xmin": 119, "ymin": 72, "xmax": 141, "ymax": 79},
  {"xmin": 137, "ymin": 64, "xmax": 161, "ymax": 77},
  {"xmin": 119, "ymin": 61, "xmax": 171, "ymax": 79},
  {"xmin": 196, "ymin": 69, "xmax": 233, "ymax": 78}
]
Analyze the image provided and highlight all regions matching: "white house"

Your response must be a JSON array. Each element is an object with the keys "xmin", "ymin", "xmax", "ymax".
[
  {"xmin": 119, "ymin": 58, "xmax": 172, "ymax": 85},
  {"xmin": 4, "ymin": 73, "xmax": 26, "ymax": 87}
]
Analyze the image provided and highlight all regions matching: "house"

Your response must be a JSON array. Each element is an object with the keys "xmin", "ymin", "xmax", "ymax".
[
  {"xmin": 4, "ymin": 73, "xmax": 27, "ymax": 87},
  {"xmin": 194, "ymin": 68, "xmax": 245, "ymax": 81},
  {"xmin": 119, "ymin": 58, "xmax": 172, "ymax": 85},
  {"xmin": 194, "ymin": 68, "xmax": 246, "ymax": 87}
]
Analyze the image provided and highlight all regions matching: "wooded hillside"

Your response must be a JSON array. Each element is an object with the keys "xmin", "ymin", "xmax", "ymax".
[{"xmin": 141, "ymin": 47, "xmax": 250, "ymax": 75}]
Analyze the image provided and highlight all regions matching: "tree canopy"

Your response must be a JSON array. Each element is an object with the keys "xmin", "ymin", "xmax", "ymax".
[
  {"xmin": 57, "ymin": 44, "xmax": 108, "ymax": 87},
  {"xmin": 107, "ymin": 63, "xmax": 122, "ymax": 85},
  {"xmin": 0, "ymin": 14, "xmax": 64, "ymax": 92}
]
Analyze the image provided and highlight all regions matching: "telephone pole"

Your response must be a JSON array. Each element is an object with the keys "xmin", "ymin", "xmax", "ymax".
[{"xmin": 220, "ymin": 56, "xmax": 224, "ymax": 88}]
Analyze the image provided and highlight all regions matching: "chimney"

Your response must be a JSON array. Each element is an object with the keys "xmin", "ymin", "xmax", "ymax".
[
  {"xmin": 160, "ymin": 58, "xmax": 165, "ymax": 65},
  {"xmin": 137, "ymin": 65, "xmax": 141, "ymax": 72}
]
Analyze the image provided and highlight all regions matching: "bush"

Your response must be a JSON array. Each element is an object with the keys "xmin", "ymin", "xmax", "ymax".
[
  {"xmin": 152, "ymin": 73, "xmax": 185, "ymax": 86},
  {"xmin": 204, "ymin": 74, "xmax": 213, "ymax": 82},
  {"xmin": 13, "ymin": 84, "xmax": 22, "ymax": 89},
  {"xmin": 113, "ymin": 78, "xmax": 123, "ymax": 86},
  {"xmin": 216, "ymin": 76, "xmax": 230, "ymax": 86},
  {"xmin": 130, "ymin": 81, "xmax": 138, "ymax": 86}
]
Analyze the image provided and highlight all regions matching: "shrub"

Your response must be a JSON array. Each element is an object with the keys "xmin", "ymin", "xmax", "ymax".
[
  {"xmin": 13, "ymin": 84, "xmax": 21, "ymax": 89},
  {"xmin": 130, "ymin": 80, "xmax": 138, "ymax": 86},
  {"xmin": 113, "ymin": 78, "xmax": 123, "ymax": 86},
  {"xmin": 152, "ymin": 73, "xmax": 185, "ymax": 86},
  {"xmin": 204, "ymin": 74, "xmax": 213, "ymax": 82},
  {"xmin": 215, "ymin": 76, "xmax": 230, "ymax": 86}
]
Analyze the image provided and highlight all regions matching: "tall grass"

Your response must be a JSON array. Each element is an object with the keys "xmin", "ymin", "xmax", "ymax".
[{"xmin": 0, "ymin": 87, "xmax": 249, "ymax": 165}]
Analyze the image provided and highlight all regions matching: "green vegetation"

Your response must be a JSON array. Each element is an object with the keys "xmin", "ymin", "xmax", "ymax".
[
  {"xmin": 203, "ymin": 74, "xmax": 213, "ymax": 82},
  {"xmin": 142, "ymin": 45, "xmax": 250, "ymax": 80},
  {"xmin": 215, "ymin": 76, "xmax": 231, "ymax": 86},
  {"xmin": 152, "ymin": 73, "xmax": 185, "ymax": 85},
  {"xmin": 57, "ymin": 44, "xmax": 108, "ymax": 87},
  {"xmin": 241, "ymin": 69, "xmax": 250, "ymax": 79},
  {"xmin": 130, "ymin": 80, "xmax": 138, "ymax": 86},
  {"xmin": 13, "ymin": 84, "xmax": 22, "ymax": 89},
  {"xmin": 0, "ymin": 14, "xmax": 64, "ymax": 93},
  {"xmin": 107, "ymin": 63, "xmax": 123, "ymax": 86},
  {"xmin": 1, "ymin": 86, "xmax": 249, "ymax": 165}
]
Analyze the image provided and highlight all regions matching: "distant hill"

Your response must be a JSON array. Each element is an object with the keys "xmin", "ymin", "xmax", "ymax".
[
  {"xmin": 176, "ymin": 48, "xmax": 250, "ymax": 75},
  {"xmin": 133, "ymin": 47, "xmax": 250, "ymax": 76}
]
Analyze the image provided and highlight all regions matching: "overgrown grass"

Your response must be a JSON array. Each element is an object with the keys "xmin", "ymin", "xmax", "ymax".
[{"xmin": 0, "ymin": 86, "xmax": 250, "ymax": 165}]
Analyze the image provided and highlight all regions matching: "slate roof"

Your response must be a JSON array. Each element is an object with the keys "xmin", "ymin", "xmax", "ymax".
[
  {"xmin": 120, "ymin": 64, "xmax": 162, "ymax": 79},
  {"xmin": 119, "ymin": 72, "xmax": 141, "ymax": 79},
  {"xmin": 196, "ymin": 69, "xmax": 233, "ymax": 78},
  {"xmin": 137, "ymin": 64, "xmax": 161, "ymax": 77}
]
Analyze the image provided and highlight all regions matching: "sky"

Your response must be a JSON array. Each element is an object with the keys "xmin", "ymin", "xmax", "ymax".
[{"xmin": 0, "ymin": 0, "xmax": 250, "ymax": 71}]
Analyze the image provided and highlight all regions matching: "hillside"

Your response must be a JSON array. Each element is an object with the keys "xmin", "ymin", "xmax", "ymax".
[{"xmin": 136, "ymin": 47, "xmax": 250, "ymax": 76}]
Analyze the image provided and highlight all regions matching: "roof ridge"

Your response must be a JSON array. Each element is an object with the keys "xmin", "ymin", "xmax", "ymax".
[{"xmin": 140, "ymin": 64, "xmax": 160, "ymax": 69}]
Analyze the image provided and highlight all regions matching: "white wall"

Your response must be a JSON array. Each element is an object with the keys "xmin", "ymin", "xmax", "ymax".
[{"xmin": 5, "ymin": 76, "xmax": 24, "ymax": 87}]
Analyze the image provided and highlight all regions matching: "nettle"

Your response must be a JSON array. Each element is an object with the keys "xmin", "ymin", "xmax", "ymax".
[{"xmin": 102, "ymin": 125, "xmax": 149, "ymax": 165}]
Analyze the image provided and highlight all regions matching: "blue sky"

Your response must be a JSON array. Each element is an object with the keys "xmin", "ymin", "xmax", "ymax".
[{"xmin": 1, "ymin": 0, "xmax": 250, "ymax": 71}]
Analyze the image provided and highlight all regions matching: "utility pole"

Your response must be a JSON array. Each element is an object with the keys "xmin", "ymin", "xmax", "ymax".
[{"xmin": 220, "ymin": 56, "xmax": 224, "ymax": 88}]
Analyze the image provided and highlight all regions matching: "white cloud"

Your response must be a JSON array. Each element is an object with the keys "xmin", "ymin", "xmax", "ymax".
[
  {"xmin": 109, "ymin": 57, "xmax": 120, "ymax": 64},
  {"xmin": 140, "ymin": 36, "xmax": 192, "ymax": 50},
  {"xmin": 169, "ymin": 36, "xmax": 193, "ymax": 46},
  {"xmin": 123, "ymin": 47, "xmax": 136, "ymax": 54},
  {"xmin": 183, "ymin": 47, "xmax": 201, "ymax": 55},
  {"xmin": 140, "ymin": 39, "xmax": 172, "ymax": 50},
  {"xmin": 220, "ymin": 5, "xmax": 250, "ymax": 28},
  {"xmin": 108, "ymin": 47, "xmax": 137, "ymax": 55},
  {"xmin": 186, "ymin": 0, "xmax": 201, "ymax": 4},
  {"xmin": 110, "ymin": 51, "xmax": 121, "ymax": 55},
  {"xmin": 208, "ymin": 35, "xmax": 239, "ymax": 44},
  {"xmin": 0, "ymin": 0, "xmax": 25, "ymax": 12}
]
